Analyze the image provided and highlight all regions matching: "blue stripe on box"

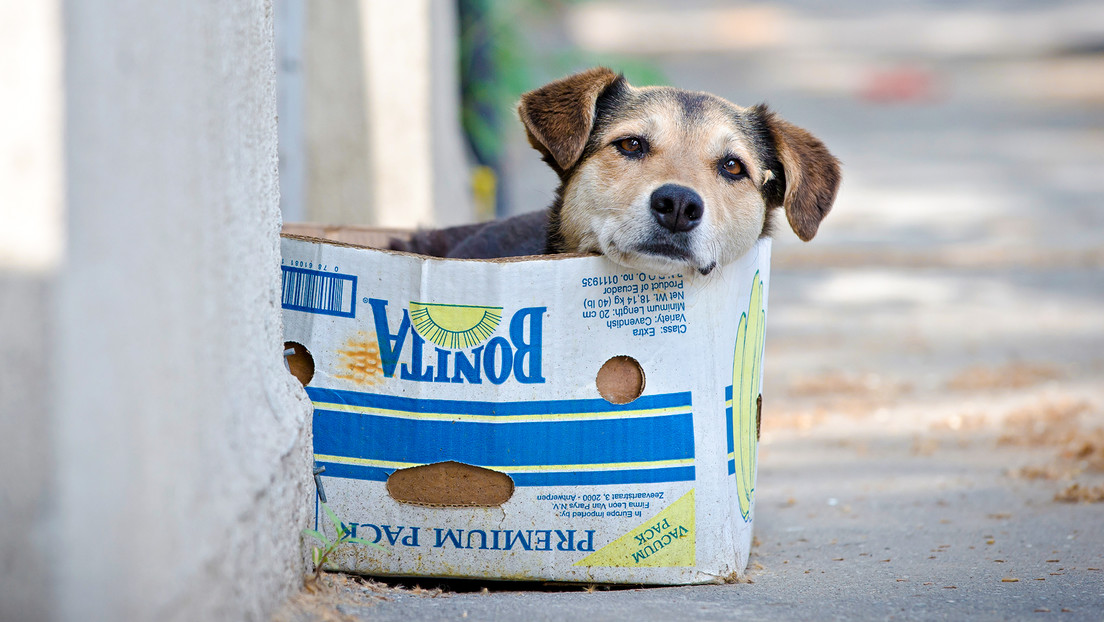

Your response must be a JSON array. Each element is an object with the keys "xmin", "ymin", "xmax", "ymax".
[
  {"xmin": 511, "ymin": 466, "xmax": 696, "ymax": 486},
  {"xmin": 316, "ymin": 461, "xmax": 392, "ymax": 483},
  {"xmin": 306, "ymin": 386, "xmax": 691, "ymax": 417},
  {"xmin": 314, "ymin": 410, "xmax": 694, "ymax": 467},
  {"xmin": 309, "ymin": 388, "xmax": 696, "ymax": 486},
  {"xmin": 726, "ymin": 384, "xmax": 735, "ymax": 454},
  {"xmin": 726, "ymin": 407, "xmax": 734, "ymax": 454},
  {"xmin": 316, "ymin": 461, "xmax": 697, "ymax": 487}
]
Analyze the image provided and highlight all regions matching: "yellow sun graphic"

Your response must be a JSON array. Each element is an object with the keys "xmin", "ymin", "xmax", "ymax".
[{"xmin": 408, "ymin": 302, "xmax": 503, "ymax": 349}]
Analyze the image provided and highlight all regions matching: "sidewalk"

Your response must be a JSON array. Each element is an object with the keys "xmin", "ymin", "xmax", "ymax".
[{"xmin": 274, "ymin": 250, "xmax": 1104, "ymax": 622}]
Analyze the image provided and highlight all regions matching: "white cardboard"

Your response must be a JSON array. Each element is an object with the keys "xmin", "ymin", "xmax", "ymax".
[{"xmin": 280, "ymin": 233, "xmax": 771, "ymax": 584}]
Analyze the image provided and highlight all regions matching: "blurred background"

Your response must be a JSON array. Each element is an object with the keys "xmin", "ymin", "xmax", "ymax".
[
  {"xmin": 279, "ymin": 3, "xmax": 1104, "ymax": 614},
  {"xmin": 276, "ymin": 0, "xmax": 1104, "ymax": 244},
  {"xmin": 3, "ymin": 1, "xmax": 1104, "ymax": 619},
  {"xmin": 277, "ymin": 3, "xmax": 1104, "ymax": 615},
  {"xmin": 275, "ymin": 0, "xmax": 1104, "ymax": 401}
]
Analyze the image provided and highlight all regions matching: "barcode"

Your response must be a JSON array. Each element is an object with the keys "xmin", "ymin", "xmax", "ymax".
[{"xmin": 281, "ymin": 266, "xmax": 356, "ymax": 318}]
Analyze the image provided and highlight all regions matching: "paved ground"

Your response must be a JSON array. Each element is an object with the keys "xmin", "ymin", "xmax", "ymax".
[{"xmin": 275, "ymin": 2, "xmax": 1104, "ymax": 619}]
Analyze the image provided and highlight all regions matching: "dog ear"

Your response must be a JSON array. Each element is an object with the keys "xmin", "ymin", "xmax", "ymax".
[
  {"xmin": 755, "ymin": 106, "xmax": 841, "ymax": 242},
  {"xmin": 518, "ymin": 67, "xmax": 622, "ymax": 173}
]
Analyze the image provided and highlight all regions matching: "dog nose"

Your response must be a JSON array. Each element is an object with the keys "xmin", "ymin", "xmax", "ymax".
[{"xmin": 650, "ymin": 184, "xmax": 703, "ymax": 233}]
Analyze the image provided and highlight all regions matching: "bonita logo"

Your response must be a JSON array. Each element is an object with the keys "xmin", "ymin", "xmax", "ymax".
[{"xmin": 367, "ymin": 298, "xmax": 546, "ymax": 385}]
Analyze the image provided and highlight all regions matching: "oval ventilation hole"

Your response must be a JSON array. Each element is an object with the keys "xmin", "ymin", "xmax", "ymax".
[
  {"xmin": 386, "ymin": 461, "xmax": 514, "ymax": 507},
  {"xmin": 596, "ymin": 355, "xmax": 645, "ymax": 404},
  {"xmin": 283, "ymin": 341, "xmax": 315, "ymax": 386}
]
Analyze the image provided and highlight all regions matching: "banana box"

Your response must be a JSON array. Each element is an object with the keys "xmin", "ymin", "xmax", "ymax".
[{"xmin": 279, "ymin": 225, "xmax": 770, "ymax": 584}]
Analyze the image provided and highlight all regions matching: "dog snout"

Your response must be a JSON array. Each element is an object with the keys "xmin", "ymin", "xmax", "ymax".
[{"xmin": 650, "ymin": 184, "xmax": 703, "ymax": 233}]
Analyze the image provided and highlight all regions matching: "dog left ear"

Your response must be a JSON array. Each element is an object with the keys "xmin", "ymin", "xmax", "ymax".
[
  {"xmin": 755, "ymin": 106, "xmax": 841, "ymax": 242},
  {"xmin": 518, "ymin": 67, "xmax": 623, "ymax": 173}
]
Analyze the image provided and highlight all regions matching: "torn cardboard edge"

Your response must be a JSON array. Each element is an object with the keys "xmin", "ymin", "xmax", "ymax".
[{"xmin": 280, "ymin": 223, "xmax": 592, "ymax": 264}]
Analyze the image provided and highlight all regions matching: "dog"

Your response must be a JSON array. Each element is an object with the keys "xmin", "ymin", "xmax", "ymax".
[{"xmin": 392, "ymin": 67, "xmax": 840, "ymax": 275}]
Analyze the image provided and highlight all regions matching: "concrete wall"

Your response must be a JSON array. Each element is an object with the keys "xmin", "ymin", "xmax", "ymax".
[{"xmin": 1, "ymin": 1, "xmax": 314, "ymax": 620}]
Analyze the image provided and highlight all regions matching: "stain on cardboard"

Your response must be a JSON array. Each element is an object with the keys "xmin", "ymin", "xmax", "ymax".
[
  {"xmin": 756, "ymin": 394, "xmax": 762, "ymax": 441},
  {"xmin": 335, "ymin": 331, "xmax": 384, "ymax": 385},
  {"xmin": 284, "ymin": 341, "xmax": 315, "ymax": 386},
  {"xmin": 596, "ymin": 355, "xmax": 645, "ymax": 404},
  {"xmin": 386, "ymin": 461, "xmax": 514, "ymax": 507}
]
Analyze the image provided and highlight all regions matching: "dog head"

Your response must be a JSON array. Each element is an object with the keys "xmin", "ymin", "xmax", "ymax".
[{"xmin": 519, "ymin": 67, "xmax": 841, "ymax": 275}]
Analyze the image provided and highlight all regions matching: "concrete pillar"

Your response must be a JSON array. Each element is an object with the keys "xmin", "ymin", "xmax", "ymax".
[
  {"xmin": 360, "ymin": 0, "xmax": 435, "ymax": 227},
  {"xmin": 303, "ymin": 0, "xmax": 375, "ymax": 226},
  {"xmin": 0, "ymin": 0, "xmax": 63, "ymax": 272},
  {"xmin": 428, "ymin": 0, "xmax": 477, "ymax": 228},
  {"xmin": 1, "ymin": 1, "xmax": 314, "ymax": 620},
  {"xmin": 0, "ymin": 1, "xmax": 64, "ymax": 620},
  {"xmin": 302, "ymin": 0, "xmax": 475, "ymax": 228},
  {"xmin": 276, "ymin": 0, "xmax": 307, "ymax": 223}
]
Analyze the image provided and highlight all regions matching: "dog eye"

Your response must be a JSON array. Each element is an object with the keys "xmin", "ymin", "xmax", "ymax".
[
  {"xmin": 614, "ymin": 137, "xmax": 647, "ymax": 158},
  {"xmin": 720, "ymin": 157, "xmax": 746, "ymax": 179}
]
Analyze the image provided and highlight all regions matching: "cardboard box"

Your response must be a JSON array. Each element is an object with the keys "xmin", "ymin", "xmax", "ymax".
[{"xmin": 280, "ymin": 225, "xmax": 771, "ymax": 584}]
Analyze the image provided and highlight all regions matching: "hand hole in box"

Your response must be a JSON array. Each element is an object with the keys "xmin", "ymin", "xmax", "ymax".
[
  {"xmin": 387, "ymin": 461, "xmax": 515, "ymax": 507},
  {"xmin": 283, "ymin": 341, "xmax": 315, "ymax": 386},
  {"xmin": 596, "ymin": 355, "xmax": 645, "ymax": 404}
]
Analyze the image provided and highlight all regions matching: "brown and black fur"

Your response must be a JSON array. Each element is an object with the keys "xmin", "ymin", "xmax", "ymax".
[{"xmin": 394, "ymin": 67, "xmax": 840, "ymax": 274}]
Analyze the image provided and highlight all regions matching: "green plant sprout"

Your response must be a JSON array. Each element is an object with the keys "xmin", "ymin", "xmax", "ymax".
[{"xmin": 302, "ymin": 503, "xmax": 384, "ymax": 581}]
